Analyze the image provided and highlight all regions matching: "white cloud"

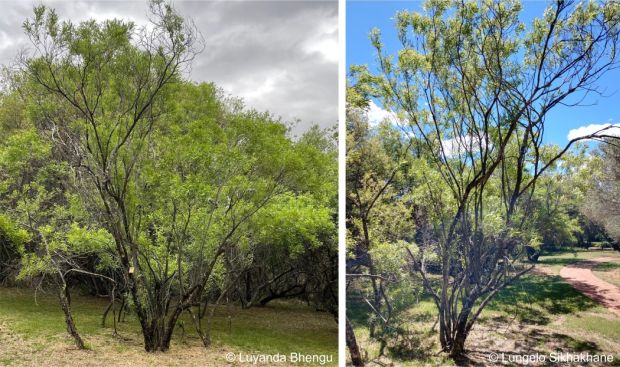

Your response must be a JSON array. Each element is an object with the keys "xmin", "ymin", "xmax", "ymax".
[
  {"xmin": 301, "ymin": 18, "xmax": 338, "ymax": 64},
  {"xmin": 567, "ymin": 123, "xmax": 620, "ymax": 140},
  {"xmin": 367, "ymin": 100, "xmax": 395, "ymax": 126},
  {"xmin": 0, "ymin": 31, "xmax": 17, "ymax": 51},
  {"xmin": 223, "ymin": 70, "xmax": 288, "ymax": 102},
  {"xmin": 442, "ymin": 135, "xmax": 492, "ymax": 157}
]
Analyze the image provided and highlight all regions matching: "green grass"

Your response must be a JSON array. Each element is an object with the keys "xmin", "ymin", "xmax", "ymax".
[
  {"xmin": 486, "ymin": 274, "xmax": 598, "ymax": 325},
  {"xmin": 207, "ymin": 301, "xmax": 337, "ymax": 356},
  {"xmin": 348, "ymin": 249, "xmax": 620, "ymax": 366},
  {"xmin": 590, "ymin": 241, "xmax": 615, "ymax": 250},
  {"xmin": 0, "ymin": 288, "xmax": 105, "ymax": 339},
  {"xmin": 485, "ymin": 273, "xmax": 620, "ymax": 349},
  {"xmin": 562, "ymin": 312, "xmax": 620, "ymax": 341},
  {"xmin": 593, "ymin": 260, "xmax": 620, "ymax": 288},
  {"xmin": 536, "ymin": 248, "xmax": 615, "ymax": 274},
  {"xmin": 0, "ymin": 287, "xmax": 337, "ymax": 362},
  {"xmin": 488, "ymin": 250, "xmax": 620, "ymax": 357},
  {"xmin": 347, "ymin": 290, "xmax": 448, "ymax": 366}
]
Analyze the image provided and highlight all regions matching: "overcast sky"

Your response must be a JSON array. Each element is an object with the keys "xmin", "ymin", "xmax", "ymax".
[{"xmin": 0, "ymin": 0, "xmax": 338, "ymax": 136}]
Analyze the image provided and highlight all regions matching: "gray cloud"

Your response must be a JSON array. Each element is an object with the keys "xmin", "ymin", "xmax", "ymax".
[{"xmin": 0, "ymin": 0, "xmax": 338, "ymax": 136}]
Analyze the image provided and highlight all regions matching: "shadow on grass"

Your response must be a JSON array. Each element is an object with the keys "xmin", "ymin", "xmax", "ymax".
[
  {"xmin": 595, "ymin": 261, "xmax": 620, "ymax": 271},
  {"xmin": 385, "ymin": 327, "xmax": 439, "ymax": 363},
  {"xmin": 410, "ymin": 311, "xmax": 435, "ymax": 323},
  {"xmin": 0, "ymin": 287, "xmax": 337, "ymax": 358},
  {"xmin": 461, "ymin": 327, "xmax": 605, "ymax": 367},
  {"xmin": 346, "ymin": 295, "xmax": 372, "ymax": 326},
  {"xmin": 486, "ymin": 275, "xmax": 598, "ymax": 325},
  {"xmin": 348, "ymin": 271, "xmax": 610, "ymax": 366},
  {"xmin": 548, "ymin": 332, "xmax": 600, "ymax": 352},
  {"xmin": 347, "ymin": 295, "xmax": 441, "ymax": 364}
]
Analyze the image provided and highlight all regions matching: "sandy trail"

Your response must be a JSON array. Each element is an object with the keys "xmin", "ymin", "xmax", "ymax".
[{"xmin": 559, "ymin": 256, "xmax": 620, "ymax": 317}]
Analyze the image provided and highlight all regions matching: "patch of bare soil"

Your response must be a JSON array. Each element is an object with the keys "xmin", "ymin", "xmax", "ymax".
[{"xmin": 530, "ymin": 266, "xmax": 556, "ymax": 277}]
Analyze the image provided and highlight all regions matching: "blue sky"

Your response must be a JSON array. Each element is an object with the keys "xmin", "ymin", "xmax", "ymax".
[{"xmin": 347, "ymin": 0, "xmax": 620, "ymax": 146}]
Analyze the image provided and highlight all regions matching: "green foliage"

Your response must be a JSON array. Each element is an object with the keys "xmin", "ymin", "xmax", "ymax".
[
  {"xmin": 346, "ymin": 101, "xmax": 423, "ymax": 344},
  {"xmin": 348, "ymin": 0, "xmax": 620, "ymax": 358},
  {"xmin": 521, "ymin": 147, "xmax": 595, "ymax": 251},
  {"xmin": 1, "ymin": 0, "xmax": 337, "ymax": 352},
  {"xmin": 0, "ymin": 214, "xmax": 30, "ymax": 254},
  {"xmin": 582, "ymin": 140, "xmax": 620, "ymax": 245},
  {"xmin": 123, "ymin": 81, "xmax": 336, "ymax": 291},
  {"xmin": 256, "ymin": 194, "xmax": 335, "ymax": 256},
  {"xmin": 0, "ymin": 107, "xmax": 114, "ymax": 280}
]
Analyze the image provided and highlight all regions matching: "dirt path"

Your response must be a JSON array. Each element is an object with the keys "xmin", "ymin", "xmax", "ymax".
[{"xmin": 559, "ymin": 257, "xmax": 620, "ymax": 317}]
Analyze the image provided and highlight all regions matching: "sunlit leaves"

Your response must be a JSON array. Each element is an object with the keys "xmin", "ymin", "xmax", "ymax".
[
  {"xmin": 254, "ymin": 193, "xmax": 334, "ymax": 256},
  {"xmin": 0, "ymin": 214, "xmax": 30, "ymax": 255}
]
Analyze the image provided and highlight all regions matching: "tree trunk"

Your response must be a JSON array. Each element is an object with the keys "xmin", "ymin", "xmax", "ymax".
[
  {"xmin": 117, "ymin": 295, "xmax": 126, "ymax": 323},
  {"xmin": 160, "ymin": 307, "xmax": 185, "ymax": 351},
  {"xmin": 346, "ymin": 317, "xmax": 363, "ymax": 366},
  {"xmin": 122, "ymin": 264, "xmax": 168, "ymax": 352},
  {"xmin": 141, "ymin": 303, "xmax": 189, "ymax": 352},
  {"xmin": 245, "ymin": 272, "xmax": 252, "ymax": 304},
  {"xmin": 143, "ymin": 321, "xmax": 169, "ymax": 352},
  {"xmin": 258, "ymin": 286, "xmax": 305, "ymax": 307},
  {"xmin": 438, "ymin": 316, "xmax": 449, "ymax": 352},
  {"xmin": 102, "ymin": 300, "xmax": 113, "ymax": 327},
  {"xmin": 58, "ymin": 285, "xmax": 86, "ymax": 349},
  {"xmin": 438, "ymin": 303, "xmax": 471, "ymax": 358},
  {"xmin": 448, "ymin": 317, "xmax": 469, "ymax": 358},
  {"xmin": 368, "ymin": 263, "xmax": 381, "ymax": 338},
  {"xmin": 187, "ymin": 307, "xmax": 211, "ymax": 348}
]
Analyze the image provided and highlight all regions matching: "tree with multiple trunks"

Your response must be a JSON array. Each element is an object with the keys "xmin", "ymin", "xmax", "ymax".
[
  {"xmin": 13, "ymin": 2, "xmax": 337, "ymax": 352},
  {"xmin": 350, "ymin": 0, "xmax": 620, "ymax": 358},
  {"xmin": 0, "ymin": 107, "xmax": 119, "ymax": 349},
  {"xmin": 19, "ymin": 2, "xmax": 203, "ymax": 351}
]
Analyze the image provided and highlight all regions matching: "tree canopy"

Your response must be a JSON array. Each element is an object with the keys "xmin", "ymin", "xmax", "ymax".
[
  {"xmin": 0, "ymin": 1, "xmax": 337, "ymax": 353},
  {"xmin": 347, "ymin": 0, "xmax": 620, "ymax": 360}
]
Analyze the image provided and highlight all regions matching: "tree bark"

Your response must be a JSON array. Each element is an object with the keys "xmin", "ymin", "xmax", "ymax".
[
  {"xmin": 143, "ymin": 322, "xmax": 169, "ymax": 352},
  {"xmin": 346, "ymin": 317, "xmax": 364, "ymax": 366},
  {"xmin": 367, "ymin": 262, "xmax": 381, "ymax": 338},
  {"xmin": 449, "ymin": 334, "xmax": 466, "ymax": 359},
  {"xmin": 58, "ymin": 285, "xmax": 86, "ymax": 350}
]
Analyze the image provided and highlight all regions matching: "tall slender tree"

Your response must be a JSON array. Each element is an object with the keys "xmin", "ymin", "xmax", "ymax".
[{"xmin": 352, "ymin": 0, "xmax": 620, "ymax": 357}]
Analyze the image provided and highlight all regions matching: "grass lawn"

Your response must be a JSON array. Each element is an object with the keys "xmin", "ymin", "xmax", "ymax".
[
  {"xmin": 593, "ymin": 260, "xmax": 620, "ymax": 289},
  {"xmin": 0, "ymin": 287, "xmax": 337, "ymax": 366},
  {"xmin": 536, "ymin": 248, "xmax": 620, "ymax": 275},
  {"xmin": 348, "ymin": 249, "xmax": 620, "ymax": 366}
]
